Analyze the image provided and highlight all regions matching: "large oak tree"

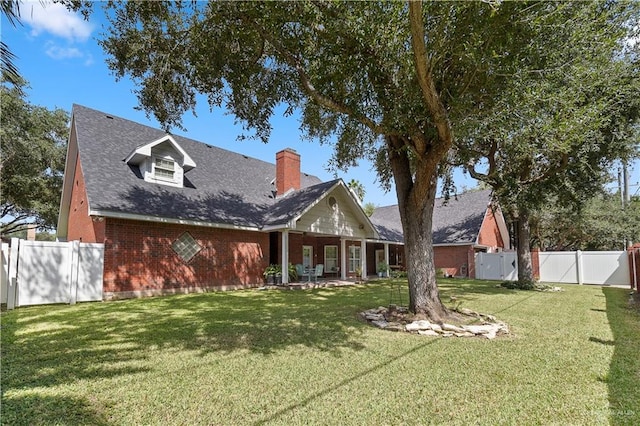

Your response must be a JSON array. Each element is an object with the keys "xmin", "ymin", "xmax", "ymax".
[{"xmin": 95, "ymin": 1, "xmax": 637, "ymax": 318}]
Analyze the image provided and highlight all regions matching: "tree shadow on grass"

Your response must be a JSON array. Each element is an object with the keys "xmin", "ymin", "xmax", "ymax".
[
  {"xmin": 601, "ymin": 287, "xmax": 640, "ymax": 425},
  {"xmin": 1, "ymin": 284, "xmax": 385, "ymax": 418},
  {"xmin": 0, "ymin": 394, "xmax": 111, "ymax": 426}
]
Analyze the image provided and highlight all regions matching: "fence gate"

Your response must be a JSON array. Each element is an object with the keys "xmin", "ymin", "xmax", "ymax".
[
  {"xmin": 2, "ymin": 238, "xmax": 104, "ymax": 309},
  {"xmin": 475, "ymin": 252, "xmax": 518, "ymax": 281}
]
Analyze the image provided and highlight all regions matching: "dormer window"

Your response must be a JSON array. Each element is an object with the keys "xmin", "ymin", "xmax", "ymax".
[
  {"xmin": 154, "ymin": 157, "xmax": 176, "ymax": 181},
  {"xmin": 125, "ymin": 135, "xmax": 196, "ymax": 188}
]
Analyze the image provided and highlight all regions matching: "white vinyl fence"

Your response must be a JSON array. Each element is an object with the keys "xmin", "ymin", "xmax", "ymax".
[
  {"xmin": 538, "ymin": 251, "xmax": 630, "ymax": 286},
  {"xmin": 1, "ymin": 238, "xmax": 104, "ymax": 309},
  {"xmin": 475, "ymin": 250, "xmax": 630, "ymax": 286}
]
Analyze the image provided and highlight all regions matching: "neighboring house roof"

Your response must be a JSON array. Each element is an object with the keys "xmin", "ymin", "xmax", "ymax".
[
  {"xmin": 60, "ymin": 105, "xmax": 376, "ymax": 237},
  {"xmin": 370, "ymin": 189, "xmax": 494, "ymax": 245}
]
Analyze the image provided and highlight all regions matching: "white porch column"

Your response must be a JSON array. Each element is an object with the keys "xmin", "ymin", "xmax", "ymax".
[
  {"xmin": 384, "ymin": 242, "xmax": 390, "ymax": 277},
  {"xmin": 361, "ymin": 238, "xmax": 367, "ymax": 281},
  {"xmin": 281, "ymin": 230, "xmax": 289, "ymax": 284},
  {"xmin": 340, "ymin": 238, "xmax": 347, "ymax": 280}
]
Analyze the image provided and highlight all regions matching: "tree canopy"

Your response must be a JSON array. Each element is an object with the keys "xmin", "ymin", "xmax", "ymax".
[
  {"xmin": 0, "ymin": 79, "xmax": 68, "ymax": 235},
  {"xmin": 95, "ymin": 0, "xmax": 639, "ymax": 316},
  {"xmin": 455, "ymin": 1, "xmax": 640, "ymax": 285}
]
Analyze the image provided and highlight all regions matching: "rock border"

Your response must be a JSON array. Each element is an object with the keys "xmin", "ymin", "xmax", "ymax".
[{"xmin": 360, "ymin": 306, "xmax": 509, "ymax": 339}]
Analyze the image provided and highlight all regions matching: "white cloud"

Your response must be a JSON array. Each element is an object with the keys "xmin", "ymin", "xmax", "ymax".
[
  {"xmin": 45, "ymin": 43, "xmax": 82, "ymax": 60},
  {"xmin": 44, "ymin": 41, "xmax": 93, "ymax": 66},
  {"xmin": 20, "ymin": 1, "xmax": 93, "ymax": 42}
]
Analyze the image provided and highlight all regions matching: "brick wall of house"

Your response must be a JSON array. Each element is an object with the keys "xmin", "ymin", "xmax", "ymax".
[
  {"xmin": 433, "ymin": 245, "xmax": 475, "ymax": 278},
  {"xmin": 67, "ymin": 153, "xmax": 105, "ymax": 243},
  {"xmin": 477, "ymin": 207, "xmax": 505, "ymax": 250},
  {"xmin": 103, "ymin": 218, "xmax": 268, "ymax": 296}
]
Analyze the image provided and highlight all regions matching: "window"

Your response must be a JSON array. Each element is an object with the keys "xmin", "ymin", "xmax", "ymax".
[
  {"xmin": 327, "ymin": 196, "xmax": 337, "ymax": 209},
  {"xmin": 302, "ymin": 245, "xmax": 313, "ymax": 269},
  {"xmin": 172, "ymin": 232, "xmax": 202, "ymax": 262},
  {"xmin": 348, "ymin": 245, "xmax": 361, "ymax": 273},
  {"xmin": 324, "ymin": 245, "xmax": 338, "ymax": 272},
  {"xmin": 154, "ymin": 157, "xmax": 175, "ymax": 181}
]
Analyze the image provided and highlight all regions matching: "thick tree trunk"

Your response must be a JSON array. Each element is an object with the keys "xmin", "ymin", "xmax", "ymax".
[
  {"xmin": 387, "ymin": 135, "xmax": 449, "ymax": 322},
  {"xmin": 400, "ymin": 179, "xmax": 449, "ymax": 321},
  {"xmin": 516, "ymin": 208, "xmax": 535, "ymax": 287}
]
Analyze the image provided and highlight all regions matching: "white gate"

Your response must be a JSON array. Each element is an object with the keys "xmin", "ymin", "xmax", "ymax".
[
  {"xmin": 475, "ymin": 252, "xmax": 517, "ymax": 281},
  {"xmin": 2, "ymin": 238, "xmax": 104, "ymax": 309}
]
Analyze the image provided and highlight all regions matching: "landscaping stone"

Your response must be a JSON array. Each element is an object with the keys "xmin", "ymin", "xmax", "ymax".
[
  {"xmin": 417, "ymin": 329, "xmax": 440, "ymax": 336},
  {"xmin": 442, "ymin": 323, "xmax": 465, "ymax": 333},
  {"xmin": 405, "ymin": 320, "xmax": 432, "ymax": 332},
  {"xmin": 371, "ymin": 320, "xmax": 389, "ymax": 329},
  {"xmin": 365, "ymin": 313, "xmax": 385, "ymax": 321},
  {"xmin": 360, "ymin": 305, "xmax": 509, "ymax": 339}
]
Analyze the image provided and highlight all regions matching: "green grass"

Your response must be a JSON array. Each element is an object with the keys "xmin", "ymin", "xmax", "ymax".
[{"xmin": 1, "ymin": 279, "xmax": 639, "ymax": 425}]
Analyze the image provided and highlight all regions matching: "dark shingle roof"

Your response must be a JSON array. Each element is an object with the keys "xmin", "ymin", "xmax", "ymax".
[
  {"xmin": 370, "ymin": 189, "xmax": 492, "ymax": 244},
  {"xmin": 263, "ymin": 180, "xmax": 340, "ymax": 226},
  {"xmin": 73, "ymin": 104, "xmax": 322, "ymax": 227}
]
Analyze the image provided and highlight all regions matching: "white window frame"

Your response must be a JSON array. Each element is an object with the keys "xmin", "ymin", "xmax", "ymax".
[
  {"xmin": 324, "ymin": 245, "xmax": 338, "ymax": 273},
  {"xmin": 348, "ymin": 245, "xmax": 361, "ymax": 273},
  {"xmin": 153, "ymin": 156, "xmax": 176, "ymax": 182}
]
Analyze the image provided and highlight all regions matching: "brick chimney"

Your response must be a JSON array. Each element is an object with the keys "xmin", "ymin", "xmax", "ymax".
[{"xmin": 276, "ymin": 148, "xmax": 301, "ymax": 196}]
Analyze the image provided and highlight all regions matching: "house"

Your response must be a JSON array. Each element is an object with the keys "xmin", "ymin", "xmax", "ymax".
[
  {"xmin": 58, "ymin": 105, "xmax": 378, "ymax": 299},
  {"xmin": 368, "ymin": 190, "xmax": 510, "ymax": 278},
  {"xmin": 58, "ymin": 105, "xmax": 509, "ymax": 299}
]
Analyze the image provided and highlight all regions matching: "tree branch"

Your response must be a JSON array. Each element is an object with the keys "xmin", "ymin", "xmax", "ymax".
[
  {"xmin": 521, "ymin": 153, "xmax": 569, "ymax": 185},
  {"xmin": 250, "ymin": 22, "xmax": 389, "ymax": 136},
  {"xmin": 408, "ymin": 1, "xmax": 454, "ymax": 151}
]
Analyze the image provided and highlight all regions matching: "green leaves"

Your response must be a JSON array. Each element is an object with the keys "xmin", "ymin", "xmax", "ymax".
[{"xmin": 0, "ymin": 80, "xmax": 69, "ymax": 235}]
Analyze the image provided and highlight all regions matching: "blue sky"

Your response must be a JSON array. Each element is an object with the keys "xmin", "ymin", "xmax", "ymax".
[{"xmin": 3, "ymin": 1, "xmax": 639, "ymax": 207}]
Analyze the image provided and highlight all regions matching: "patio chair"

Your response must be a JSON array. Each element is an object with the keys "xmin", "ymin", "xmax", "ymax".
[
  {"xmin": 295, "ymin": 264, "xmax": 305, "ymax": 281},
  {"xmin": 311, "ymin": 264, "xmax": 324, "ymax": 282}
]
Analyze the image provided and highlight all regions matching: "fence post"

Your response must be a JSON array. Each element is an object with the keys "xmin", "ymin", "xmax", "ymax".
[
  {"xmin": 7, "ymin": 238, "xmax": 19, "ymax": 310},
  {"xmin": 576, "ymin": 250, "xmax": 584, "ymax": 285},
  {"xmin": 69, "ymin": 240, "xmax": 80, "ymax": 305}
]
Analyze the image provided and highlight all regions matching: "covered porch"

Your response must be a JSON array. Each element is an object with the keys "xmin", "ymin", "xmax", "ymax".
[{"xmin": 263, "ymin": 180, "xmax": 379, "ymax": 284}]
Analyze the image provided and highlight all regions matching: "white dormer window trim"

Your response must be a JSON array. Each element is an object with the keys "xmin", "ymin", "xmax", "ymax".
[
  {"xmin": 153, "ymin": 156, "xmax": 176, "ymax": 182},
  {"xmin": 125, "ymin": 135, "xmax": 196, "ymax": 188}
]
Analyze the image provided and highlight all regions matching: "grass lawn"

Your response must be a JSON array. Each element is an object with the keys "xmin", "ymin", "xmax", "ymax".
[{"xmin": 1, "ymin": 279, "xmax": 639, "ymax": 425}]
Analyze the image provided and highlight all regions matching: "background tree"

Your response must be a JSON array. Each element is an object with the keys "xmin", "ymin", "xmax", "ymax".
[
  {"xmin": 94, "ymin": 1, "xmax": 637, "ymax": 318},
  {"xmin": 363, "ymin": 202, "xmax": 376, "ymax": 217},
  {"xmin": 457, "ymin": 2, "xmax": 639, "ymax": 287},
  {"xmin": 346, "ymin": 179, "xmax": 365, "ymax": 203},
  {"xmin": 532, "ymin": 192, "xmax": 640, "ymax": 251},
  {"xmin": 0, "ymin": 79, "xmax": 68, "ymax": 235}
]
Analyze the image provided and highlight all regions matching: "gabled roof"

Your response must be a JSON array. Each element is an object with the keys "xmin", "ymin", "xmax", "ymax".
[
  {"xmin": 263, "ymin": 180, "xmax": 341, "ymax": 227},
  {"xmin": 370, "ymin": 189, "xmax": 494, "ymax": 245},
  {"xmin": 125, "ymin": 135, "xmax": 196, "ymax": 171},
  {"xmin": 67, "ymin": 104, "xmax": 323, "ymax": 229}
]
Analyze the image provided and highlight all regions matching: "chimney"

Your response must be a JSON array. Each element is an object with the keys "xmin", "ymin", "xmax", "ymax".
[
  {"xmin": 276, "ymin": 148, "xmax": 301, "ymax": 196},
  {"xmin": 26, "ymin": 224, "xmax": 36, "ymax": 241}
]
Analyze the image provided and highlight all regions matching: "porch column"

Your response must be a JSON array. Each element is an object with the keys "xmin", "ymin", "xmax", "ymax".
[
  {"xmin": 384, "ymin": 242, "xmax": 390, "ymax": 277},
  {"xmin": 340, "ymin": 238, "xmax": 347, "ymax": 280},
  {"xmin": 281, "ymin": 230, "xmax": 289, "ymax": 284},
  {"xmin": 361, "ymin": 238, "xmax": 367, "ymax": 281}
]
